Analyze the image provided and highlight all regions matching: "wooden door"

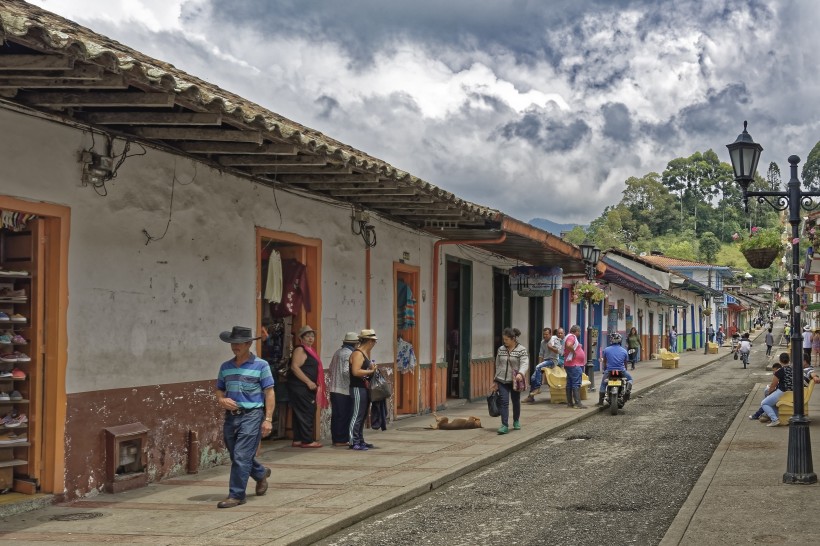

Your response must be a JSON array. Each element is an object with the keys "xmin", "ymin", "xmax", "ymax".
[{"xmin": 394, "ymin": 264, "xmax": 419, "ymax": 415}]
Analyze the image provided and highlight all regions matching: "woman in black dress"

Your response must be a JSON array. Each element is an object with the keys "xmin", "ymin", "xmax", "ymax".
[{"xmin": 288, "ymin": 325, "xmax": 325, "ymax": 448}]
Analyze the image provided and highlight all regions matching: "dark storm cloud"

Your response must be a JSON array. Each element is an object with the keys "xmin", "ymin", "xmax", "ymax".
[
  {"xmin": 202, "ymin": 0, "xmax": 644, "ymax": 67},
  {"xmin": 498, "ymin": 111, "xmax": 591, "ymax": 152},
  {"xmin": 601, "ymin": 102, "xmax": 632, "ymax": 142},
  {"xmin": 315, "ymin": 95, "xmax": 339, "ymax": 119}
]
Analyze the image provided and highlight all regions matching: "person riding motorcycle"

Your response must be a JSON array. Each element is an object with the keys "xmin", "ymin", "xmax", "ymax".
[{"xmin": 597, "ymin": 333, "xmax": 634, "ymax": 406}]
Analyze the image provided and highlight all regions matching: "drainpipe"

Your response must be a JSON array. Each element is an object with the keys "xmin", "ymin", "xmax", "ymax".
[
  {"xmin": 429, "ymin": 233, "xmax": 506, "ymax": 412},
  {"xmin": 366, "ymin": 247, "xmax": 372, "ymax": 328}
]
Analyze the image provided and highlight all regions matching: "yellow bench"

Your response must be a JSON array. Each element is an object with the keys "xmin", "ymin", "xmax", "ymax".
[
  {"xmin": 775, "ymin": 380, "xmax": 817, "ymax": 422},
  {"xmin": 544, "ymin": 367, "xmax": 592, "ymax": 403},
  {"xmin": 658, "ymin": 348, "xmax": 680, "ymax": 369}
]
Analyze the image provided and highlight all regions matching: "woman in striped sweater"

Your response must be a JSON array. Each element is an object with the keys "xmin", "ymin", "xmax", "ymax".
[{"xmin": 490, "ymin": 327, "xmax": 529, "ymax": 434}]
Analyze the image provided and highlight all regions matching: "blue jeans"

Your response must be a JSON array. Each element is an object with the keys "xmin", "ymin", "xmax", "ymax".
[
  {"xmin": 495, "ymin": 381, "xmax": 520, "ymax": 427},
  {"xmin": 529, "ymin": 360, "xmax": 554, "ymax": 391},
  {"xmin": 565, "ymin": 365, "xmax": 583, "ymax": 389},
  {"xmin": 598, "ymin": 369, "xmax": 634, "ymax": 392},
  {"xmin": 761, "ymin": 389, "xmax": 786, "ymax": 421},
  {"xmin": 223, "ymin": 408, "xmax": 267, "ymax": 500},
  {"xmin": 670, "ymin": 339, "xmax": 678, "ymax": 352}
]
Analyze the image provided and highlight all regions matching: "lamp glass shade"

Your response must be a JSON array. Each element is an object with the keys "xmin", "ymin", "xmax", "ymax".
[
  {"xmin": 591, "ymin": 246, "xmax": 602, "ymax": 266},
  {"xmin": 726, "ymin": 121, "xmax": 763, "ymax": 186},
  {"xmin": 580, "ymin": 240, "xmax": 594, "ymax": 263}
]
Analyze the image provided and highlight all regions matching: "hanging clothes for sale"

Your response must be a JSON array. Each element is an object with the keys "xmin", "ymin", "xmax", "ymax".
[
  {"xmin": 397, "ymin": 280, "xmax": 416, "ymax": 330},
  {"xmin": 0, "ymin": 210, "xmax": 36, "ymax": 232},
  {"xmin": 263, "ymin": 249, "xmax": 283, "ymax": 303},
  {"xmin": 271, "ymin": 258, "xmax": 311, "ymax": 318},
  {"xmin": 396, "ymin": 337, "xmax": 417, "ymax": 374}
]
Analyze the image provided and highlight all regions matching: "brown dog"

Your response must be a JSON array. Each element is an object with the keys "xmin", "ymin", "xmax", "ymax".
[{"xmin": 428, "ymin": 413, "xmax": 483, "ymax": 430}]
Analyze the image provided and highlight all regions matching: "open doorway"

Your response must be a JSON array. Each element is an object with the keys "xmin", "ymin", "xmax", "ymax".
[
  {"xmin": 394, "ymin": 263, "xmax": 419, "ymax": 414},
  {"xmin": 445, "ymin": 257, "xmax": 472, "ymax": 399},
  {"xmin": 256, "ymin": 228, "xmax": 321, "ymax": 439}
]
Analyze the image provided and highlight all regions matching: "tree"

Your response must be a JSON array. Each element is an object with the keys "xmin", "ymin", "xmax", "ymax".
[
  {"xmin": 802, "ymin": 140, "xmax": 820, "ymax": 190},
  {"xmin": 664, "ymin": 240, "xmax": 696, "ymax": 261},
  {"xmin": 620, "ymin": 173, "xmax": 677, "ymax": 238},
  {"xmin": 698, "ymin": 232, "xmax": 721, "ymax": 264},
  {"xmin": 562, "ymin": 225, "xmax": 587, "ymax": 245}
]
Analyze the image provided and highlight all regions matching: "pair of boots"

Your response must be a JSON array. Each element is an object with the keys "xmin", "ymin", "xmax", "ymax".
[{"xmin": 565, "ymin": 385, "xmax": 586, "ymax": 409}]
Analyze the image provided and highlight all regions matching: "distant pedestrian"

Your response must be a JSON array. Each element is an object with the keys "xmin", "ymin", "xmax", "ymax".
[
  {"xmin": 491, "ymin": 327, "xmax": 529, "ymax": 433},
  {"xmin": 563, "ymin": 325, "xmax": 587, "ymax": 409},
  {"xmin": 627, "ymin": 327, "xmax": 641, "ymax": 370},
  {"xmin": 328, "ymin": 332, "xmax": 359, "ymax": 446},
  {"xmin": 812, "ymin": 329, "xmax": 820, "ymax": 366},
  {"xmin": 765, "ymin": 328, "xmax": 774, "ymax": 357},
  {"xmin": 215, "ymin": 326, "xmax": 274, "ymax": 509},
  {"xmin": 669, "ymin": 326, "xmax": 678, "ymax": 353},
  {"xmin": 717, "ymin": 326, "xmax": 724, "ymax": 347},
  {"xmin": 706, "ymin": 324, "xmax": 715, "ymax": 343},
  {"xmin": 803, "ymin": 325, "xmax": 813, "ymax": 363}
]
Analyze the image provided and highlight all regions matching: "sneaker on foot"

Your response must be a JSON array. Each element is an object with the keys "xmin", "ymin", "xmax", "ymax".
[
  {"xmin": 350, "ymin": 443, "xmax": 369, "ymax": 451},
  {"xmin": 513, "ymin": 420, "xmax": 521, "ymax": 430},
  {"xmin": 497, "ymin": 425, "xmax": 509, "ymax": 435},
  {"xmin": 759, "ymin": 415, "xmax": 771, "ymax": 423},
  {"xmin": 748, "ymin": 414, "xmax": 758, "ymax": 420},
  {"xmin": 523, "ymin": 395, "xmax": 535, "ymax": 404},
  {"xmin": 766, "ymin": 419, "xmax": 781, "ymax": 427}
]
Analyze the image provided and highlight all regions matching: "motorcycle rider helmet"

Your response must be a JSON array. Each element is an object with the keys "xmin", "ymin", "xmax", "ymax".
[{"xmin": 609, "ymin": 332, "xmax": 622, "ymax": 344}]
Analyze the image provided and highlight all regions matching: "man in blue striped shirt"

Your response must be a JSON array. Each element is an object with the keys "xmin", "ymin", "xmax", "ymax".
[{"xmin": 215, "ymin": 326, "xmax": 275, "ymax": 508}]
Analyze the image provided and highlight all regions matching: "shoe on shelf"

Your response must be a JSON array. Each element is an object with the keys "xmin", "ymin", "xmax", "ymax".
[
  {"xmin": 216, "ymin": 497, "xmax": 246, "ymax": 509},
  {"xmin": 0, "ymin": 370, "xmax": 11, "ymax": 378},
  {"xmin": 0, "ymin": 312, "xmax": 9, "ymax": 322},
  {"xmin": 766, "ymin": 419, "xmax": 781, "ymax": 427},
  {"xmin": 4, "ymin": 414, "xmax": 27, "ymax": 427},
  {"xmin": 9, "ymin": 314, "xmax": 26, "ymax": 323},
  {"xmin": 513, "ymin": 420, "xmax": 521, "ymax": 430},
  {"xmin": 0, "ymin": 268, "xmax": 28, "ymax": 277},
  {"xmin": 0, "ymin": 335, "xmax": 11, "ymax": 344},
  {"xmin": 11, "ymin": 368, "xmax": 25, "ymax": 379},
  {"xmin": 0, "ymin": 392, "xmax": 9, "ymax": 401},
  {"xmin": 497, "ymin": 425, "xmax": 509, "ymax": 435},
  {"xmin": 12, "ymin": 353, "xmax": 30, "ymax": 363},
  {"xmin": 9, "ymin": 391, "xmax": 22, "ymax": 401},
  {"xmin": 10, "ymin": 335, "xmax": 26, "ymax": 345},
  {"xmin": 0, "ymin": 354, "xmax": 17, "ymax": 363}
]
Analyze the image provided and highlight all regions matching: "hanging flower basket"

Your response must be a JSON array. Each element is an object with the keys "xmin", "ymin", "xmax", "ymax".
[
  {"xmin": 703, "ymin": 307, "xmax": 712, "ymax": 316},
  {"xmin": 572, "ymin": 281, "xmax": 605, "ymax": 304},
  {"xmin": 741, "ymin": 247, "xmax": 781, "ymax": 269}
]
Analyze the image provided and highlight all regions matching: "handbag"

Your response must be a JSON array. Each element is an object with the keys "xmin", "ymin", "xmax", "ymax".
[
  {"xmin": 368, "ymin": 368, "xmax": 393, "ymax": 402},
  {"xmin": 487, "ymin": 390, "xmax": 501, "ymax": 417},
  {"xmin": 628, "ymin": 348, "xmax": 636, "ymax": 356},
  {"xmin": 506, "ymin": 353, "xmax": 526, "ymax": 392}
]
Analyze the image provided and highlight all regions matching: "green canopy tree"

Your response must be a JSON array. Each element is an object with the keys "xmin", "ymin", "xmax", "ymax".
[
  {"xmin": 802, "ymin": 140, "xmax": 820, "ymax": 190},
  {"xmin": 698, "ymin": 232, "xmax": 721, "ymax": 264}
]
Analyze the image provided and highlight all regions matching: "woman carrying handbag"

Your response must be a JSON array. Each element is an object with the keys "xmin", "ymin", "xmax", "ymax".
[{"xmin": 489, "ymin": 327, "xmax": 529, "ymax": 434}]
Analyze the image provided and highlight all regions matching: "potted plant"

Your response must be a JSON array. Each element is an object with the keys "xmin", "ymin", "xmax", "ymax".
[
  {"xmin": 732, "ymin": 227, "xmax": 784, "ymax": 269},
  {"xmin": 572, "ymin": 280, "xmax": 605, "ymax": 304}
]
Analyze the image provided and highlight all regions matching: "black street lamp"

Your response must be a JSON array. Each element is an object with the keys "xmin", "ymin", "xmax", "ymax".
[
  {"xmin": 772, "ymin": 278, "xmax": 782, "ymax": 319},
  {"xmin": 579, "ymin": 240, "xmax": 601, "ymax": 391},
  {"xmin": 727, "ymin": 122, "xmax": 817, "ymax": 484}
]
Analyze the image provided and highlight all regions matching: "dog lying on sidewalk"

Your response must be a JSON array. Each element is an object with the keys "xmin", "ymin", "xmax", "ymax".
[{"xmin": 428, "ymin": 413, "xmax": 482, "ymax": 430}]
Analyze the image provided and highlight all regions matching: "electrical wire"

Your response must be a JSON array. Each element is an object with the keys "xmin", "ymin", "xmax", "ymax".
[{"xmin": 142, "ymin": 163, "xmax": 197, "ymax": 245}]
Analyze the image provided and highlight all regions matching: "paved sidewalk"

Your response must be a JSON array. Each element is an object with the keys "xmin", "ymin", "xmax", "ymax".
[
  {"xmin": 662, "ymin": 345, "xmax": 820, "ymax": 545},
  {"xmin": 0, "ymin": 331, "xmax": 804, "ymax": 545}
]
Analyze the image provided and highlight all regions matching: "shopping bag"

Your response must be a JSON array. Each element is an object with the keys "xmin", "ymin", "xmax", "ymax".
[
  {"xmin": 487, "ymin": 390, "xmax": 501, "ymax": 417},
  {"xmin": 368, "ymin": 368, "xmax": 393, "ymax": 402}
]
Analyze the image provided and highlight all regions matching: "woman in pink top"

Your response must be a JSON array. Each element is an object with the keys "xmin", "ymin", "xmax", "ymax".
[{"xmin": 563, "ymin": 325, "xmax": 587, "ymax": 409}]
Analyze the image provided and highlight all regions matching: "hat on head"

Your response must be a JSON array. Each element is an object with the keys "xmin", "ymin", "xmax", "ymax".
[
  {"xmin": 343, "ymin": 331, "xmax": 359, "ymax": 343},
  {"xmin": 358, "ymin": 328, "xmax": 378, "ymax": 340},
  {"xmin": 297, "ymin": 325, "xmax": 316, "ymax": 338},
  {"xmin": 219, "ymin": 326, "xmax": 260, "ymax": 343},
  {"xmin": 804, "ymin": 325, "xmax": 812, "ymax": 331}
]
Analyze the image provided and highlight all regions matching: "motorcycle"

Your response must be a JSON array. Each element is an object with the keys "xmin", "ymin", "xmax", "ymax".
[{"xmin": 604, "ymin": 369, "xmax": 631, "ymax": 415}]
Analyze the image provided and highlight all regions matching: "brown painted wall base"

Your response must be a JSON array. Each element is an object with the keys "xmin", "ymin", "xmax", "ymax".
[{"xmin": 64, "ymin": 379, "xmax": 224, "ymax": 500}]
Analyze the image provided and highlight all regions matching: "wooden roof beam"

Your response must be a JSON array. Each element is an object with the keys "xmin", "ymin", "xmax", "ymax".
[
  {"xmin": 0, "ymin": 55, "xmax": 73, "ymax": 71},
  {"xmin": 222, "ymin": 154, "xmax": 321, "ymax": 167},
  {"xmin": 20, "ymin": 91, "xmax": 175, "ymax": 108},
  {"xmin": 130, "ymin": 127, "xmax": 263, "ymax": 143},
  {"xmin": 0, "ymin": 64, "xmax": 104, "ymax": 80},
  {"xmin": 0, "ymin": 74, "xmax": 127, "ymax": 89},
  {"xmin": 82, "ymin": 112, "xmax": 223, "ymax": 125},
  {"xmin": 249, "ymin": 165, "xmax": 353, "ymax": 175},
  {"xmin": 326, "ymin": 188, "xmax": 415, "ymax": 196},
  {"xmin": 179, "ymin": 142, "xmax": 297, "ymax": 155},
  {"xmin": 337, "ymin": 195, "xmax": 435, "ymax": 204},
  {"xmin": 275, "ymin": 174, "xmax": 381, "ymax": 185}
]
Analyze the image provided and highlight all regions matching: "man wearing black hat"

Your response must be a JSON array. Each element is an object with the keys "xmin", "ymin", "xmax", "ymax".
[{"xmin": 215, "ymin": 326, "xmax": 275, "ymax": 508}]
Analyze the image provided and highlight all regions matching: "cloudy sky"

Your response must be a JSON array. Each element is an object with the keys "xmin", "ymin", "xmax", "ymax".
[{"xmin": 29, "ymin": 0, "xmax": 820, "ymax": 224}]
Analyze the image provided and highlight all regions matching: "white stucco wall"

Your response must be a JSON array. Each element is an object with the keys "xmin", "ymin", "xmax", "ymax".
[{"xmin": 0, "ymin": 108, "xmax": 449, "ymax": 394}]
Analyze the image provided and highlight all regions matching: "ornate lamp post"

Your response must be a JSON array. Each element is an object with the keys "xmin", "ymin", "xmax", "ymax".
[
  {"xmin": 726, "ymin": 122, "xmax": 817, "ymax": 484},
  {"xmin": 579, "ymin": 240, "xmax": 602, "ymax": 390},
  {"xmin": 773, "ymin": 278, "xmax": 782, "ymax": 320}
]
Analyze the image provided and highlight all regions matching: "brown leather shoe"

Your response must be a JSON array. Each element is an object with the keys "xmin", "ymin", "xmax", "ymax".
[
  {"xmin": 217, "ymin": 497, "xmax": 246, "ymax": 508},
  {"xmin": 255, "ymin": 467, "xmax": 271, "ymax": 496}
]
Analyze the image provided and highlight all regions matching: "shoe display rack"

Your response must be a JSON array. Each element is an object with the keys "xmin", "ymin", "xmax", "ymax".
[{"xmin": 0, "ymin": 220, "xmax": 39, "ymax": 494}]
